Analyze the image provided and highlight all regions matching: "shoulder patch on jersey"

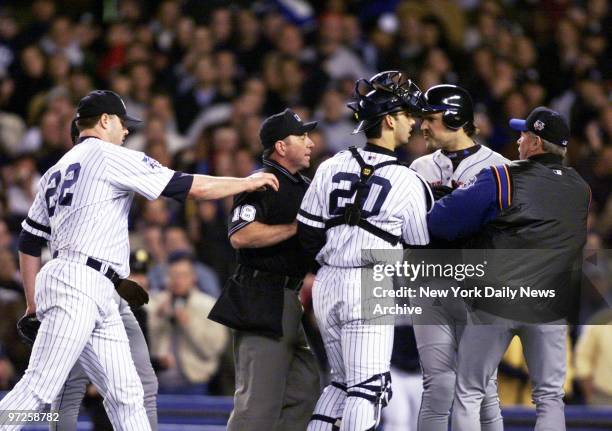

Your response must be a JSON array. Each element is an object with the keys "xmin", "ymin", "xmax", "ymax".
[
  {"xmin": 240, "ymin": 204, "xmax": 256, "ymax": 222},
  {"xmin": 142, "ymin": 155, "xmax": 162, "ymax": 170},
  {"xmin": 461, "ymin": 176, "xmax": 477, "ymax": 188}
]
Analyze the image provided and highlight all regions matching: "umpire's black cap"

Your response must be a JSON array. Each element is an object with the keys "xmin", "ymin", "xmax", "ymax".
[
  {"xmin": 259, "ymin": 108, "xmax": 317, "ymax": 149},
  {"xmin": 509, "ymin": 106, "xmax": 570, "ymax": 147},
  {"xmin": 75, "ymin": 90, "xmax": 142, "ymax": 127}
]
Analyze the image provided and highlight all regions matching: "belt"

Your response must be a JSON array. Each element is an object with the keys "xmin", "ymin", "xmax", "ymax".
[
  {"xmin": 53, "ymin": 251, "xmax": 121, "ymax": 285},
  {"xmin": 86, "ymin": 257, "xmax": 121, "ymax": 285},
  {"xmin": 236, "ymin": 264, "xmax": 303, "ymax": 291}
]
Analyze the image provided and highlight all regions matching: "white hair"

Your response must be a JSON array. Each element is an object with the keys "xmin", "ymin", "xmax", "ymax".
[
  {"xmin": 541, "ymin": 138, "xmax": 567, "ymax": 158},
  {"xmin": 529, "ymin": 132, "xmax": 567, "ymax": 158}
]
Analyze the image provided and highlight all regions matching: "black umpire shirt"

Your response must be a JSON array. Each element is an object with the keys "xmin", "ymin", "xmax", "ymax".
[{"xmin": 228, "ymin": 159, "xmax": 312, "ymax": 278}]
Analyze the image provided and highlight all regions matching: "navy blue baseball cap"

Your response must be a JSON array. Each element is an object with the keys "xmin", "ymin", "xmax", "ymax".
[
  {"xmin": 259, "ymin": 109, "xmax": 317, "ymax": 149},
  {"xmin": 75, "ymin": 90, "xmax": 142, "ymax": 126},
  {"xmin": 509, "ymin": 107, "xmax": 570, "ymax": 147}
]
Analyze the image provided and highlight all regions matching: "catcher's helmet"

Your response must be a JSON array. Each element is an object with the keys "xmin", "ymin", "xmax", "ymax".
[
  {"xmin": 347, "ymin": 70, "xmax": 427, "ymax": 134},
  {"xmin": 422, "ymin": 84, "xmax": 474, "ymax": 130}
]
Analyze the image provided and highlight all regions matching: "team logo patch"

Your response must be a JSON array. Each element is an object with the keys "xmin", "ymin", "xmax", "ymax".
[
  {"xmin": 462, "ymin": 178, "xmax": 476, "ymax": 188},
  {"xmin": 142, "ymin": 155, "xmax": 161, "ymax": 170},
  {"xmin": 534, "ymin": 120, "xmax": 545, "ymax": 131},
  {"xmin": 240, "ymin": 205, "xmax": 256, "ymax": 222},
  {"xmin": 553, "ymin": 169, "xmax": 563, "ymax": 175}
]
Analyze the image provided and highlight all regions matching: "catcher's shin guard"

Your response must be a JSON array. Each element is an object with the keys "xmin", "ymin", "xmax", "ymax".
[
  {"xmin": 308, "ymin": 382, "xmax": 346, "ymax": 431},
  {"xmin": 343, "ymin": 371, "xmax": 392, "ymax": 430}
]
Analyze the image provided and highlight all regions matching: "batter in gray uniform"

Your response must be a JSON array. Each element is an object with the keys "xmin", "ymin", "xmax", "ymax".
[{"xmin": 409, "ymin": 85, "xmax": 506, "ymax": 431}]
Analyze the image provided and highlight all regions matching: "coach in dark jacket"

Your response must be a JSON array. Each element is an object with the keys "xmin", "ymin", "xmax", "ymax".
[
  {"xmin": 427, "ymin": 107, "xmax": 589, "ymax": 431},
  {"xmin": 209, "ymin": 109, "xmax": 319, "ymax": 431}
]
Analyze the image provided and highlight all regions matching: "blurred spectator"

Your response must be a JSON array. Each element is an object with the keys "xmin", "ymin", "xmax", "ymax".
[
  {"xmin": 0, "ymin": 247, "xmax": 21, "ymax": 293},
  {"xmin": 175, "ymin": 55, "xmax": 226, "ymax": 133},
  {"xmin": 125, "ymin": 115, "xmax": 187, "ymax": 155},
  {"xmin": 4, "ymin": 154, "xmax": 39, "ymax": 221},
  {"xmin": 148, "ymin": 236, "xmax": 221, "ymax": 298},
  {"xmin": 9, "ymin": 45, "xmax": 51, "ymax": 119},
  {"xmin": 575, "ymin": 310, "xmax": 612, "ymax": 405},
  {"xmin": 19, "ymin": 109, "xmax": 71, "ymax": 172},
  {"xmin": 192, "ymin": 200, "xmax": 235, "ymax": 285},
  {"xmin": 317, "ymin": 13, "xmax": 370, "ymax": 81},
  {"xmin": 0, "ymin": 344, "xmax": 16, "ymax": 390},
  {"xmin": 39, "ymin": 16, "xmax": 83, "ymax": 67},
  {"xmin": 147, "ymin": 253, "xmax": 228, "ymax": 394},
  {"xmin": 314, "ymin": 87, "xmax": 364, "ymax": 153},
  {"xmin": 0, "ymin": 219, "xmax": 15, "ymax": 251},
  {"xmin": 0, "ymin": 0, "xmax": 608, "ymax": 402}
]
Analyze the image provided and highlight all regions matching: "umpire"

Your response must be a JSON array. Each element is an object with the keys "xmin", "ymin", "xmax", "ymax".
[
  {"xmin": 209, "ymin": 109, "xmax": 320, "ymax": 431},
  {"xmin": 427, "ymin": 107, "xmax": 590, "ymax": 431}
]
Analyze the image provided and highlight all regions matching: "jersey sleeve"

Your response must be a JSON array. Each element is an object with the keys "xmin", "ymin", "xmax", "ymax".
[
  {"xmin": 400, "ymin": 178, "xmax": 430, "ymax": 246},
  {"xmin": 427, "ymin": 167, "xmax": 502, "ymax": 241},
  {"xmin": 227, "ymin": 191, "xmax": 267, "ymax": 238},
  {"xmin": 297, "ymin": 168, "xmax": 326, "ymax": 229},
  {"xmin": 102, "ymin": 144, "xmax": 175, "ymax": 200},
  {"xmin": 21, "ymin": 175, "xmax": 52, "ymax": 240}
]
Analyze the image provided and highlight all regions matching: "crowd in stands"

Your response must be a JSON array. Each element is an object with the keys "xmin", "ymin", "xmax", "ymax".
[{"xmin": 0, "ymin": 0, "xmax": 610, "ymax": 408}]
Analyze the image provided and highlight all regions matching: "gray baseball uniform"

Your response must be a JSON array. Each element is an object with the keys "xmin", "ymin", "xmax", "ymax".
[
  {"xmin": 453, "ymin": 312, "xmax": 567, "ymax": 431},
  {"xmin": 427, "ymin": 128, "xmax": 590, "ymax": 431},
  {"xmin": 410, "ymin": 145, "xmax": 507, "ymax": 431}
]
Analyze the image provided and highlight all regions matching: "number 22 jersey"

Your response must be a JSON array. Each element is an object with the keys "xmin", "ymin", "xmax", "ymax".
[{"xmin": 21, "ymin": 137, "xmax": 175, "ymax": 277}]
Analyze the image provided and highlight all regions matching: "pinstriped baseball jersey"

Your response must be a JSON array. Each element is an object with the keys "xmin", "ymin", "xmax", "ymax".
[
  {"xmin": 21, "ymin": 137, "xmax": 174, "ymax": 277},
  {"xmin": 410, "ymin": 145, "xmax": 509, "ymax": 189},
  {"xmin": 298, "ymin": 146, "xmax": 431, "ymax": 268}
]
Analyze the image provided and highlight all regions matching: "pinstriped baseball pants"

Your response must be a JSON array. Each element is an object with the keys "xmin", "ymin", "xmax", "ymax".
[
  {"xmin": 49, "ymin": 294, "xmax": 158, "ymax": 431},
  {"xmin": 309, "ymin": 266, "xmax": 394, "ymax": 431},
  {"xmin": 0, "ymin": 259, "xmax": 150, "ymax": 430}
]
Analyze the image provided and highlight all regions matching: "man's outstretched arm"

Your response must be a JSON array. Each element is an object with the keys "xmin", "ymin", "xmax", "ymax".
[
  {"xmin": 189, "ymin": 172, "xmax": 279, "ymax": 200},
  {"xmin": 161, "ymin": 171, "xmax": 280, "ymax": 202}
]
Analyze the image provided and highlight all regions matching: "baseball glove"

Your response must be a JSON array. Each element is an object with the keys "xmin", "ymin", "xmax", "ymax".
[
  {"xmin": 17, "ymin": 313, "xmax": 41, "ymax": 345},
  {"xmin": 115, "ymin": 279, "xmax": 149, "ymax": 307}
]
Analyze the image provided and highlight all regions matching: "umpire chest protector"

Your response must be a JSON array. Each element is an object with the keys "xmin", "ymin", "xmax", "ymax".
[{"xmin": 324, "ymin": 146, "xmax": 401, "ymax": 245}]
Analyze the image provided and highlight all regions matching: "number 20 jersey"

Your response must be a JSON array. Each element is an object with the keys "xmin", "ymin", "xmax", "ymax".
[
  {"xmin": 21, "ymin": 137, "xmax": 174, "ymax": 277},
  {"xmin": 298, "ymin": 146, "xmax": 432, "ymax": 268}
]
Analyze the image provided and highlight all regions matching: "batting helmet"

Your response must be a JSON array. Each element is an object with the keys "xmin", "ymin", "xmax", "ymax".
[
  {"xmin": 421, "ymin": 84, "xmax": 474, "ymax": 130},
  {"xmin": 347, "ymin": 70, "xmax": 427, "ymax": 134}
]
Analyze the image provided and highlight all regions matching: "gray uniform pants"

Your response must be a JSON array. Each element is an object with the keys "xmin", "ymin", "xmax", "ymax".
[
  {"xmin": 50, "ymin": 294, "xmax": 158, "ymax": 430},
  {"xmin": 452, "ymin": 311, "xmax": 566, "ymax": 431},
  {"xmin": 226, "ymin": 288, "xmax": 320, "ymax": 431},
  {"xmin": 412, "ymin": 293, "xmax": 503, "ymax": 431}
]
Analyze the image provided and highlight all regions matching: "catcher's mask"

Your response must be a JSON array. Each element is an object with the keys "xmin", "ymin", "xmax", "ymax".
[{"xmin": 347, "ymin": 70, "xmax": 427, "ymax": 134}]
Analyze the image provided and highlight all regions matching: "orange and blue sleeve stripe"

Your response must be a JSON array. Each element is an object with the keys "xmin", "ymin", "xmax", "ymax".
[{"xmin": 490, "ymin": 165, "xmax": 512, "ymax": 211}]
